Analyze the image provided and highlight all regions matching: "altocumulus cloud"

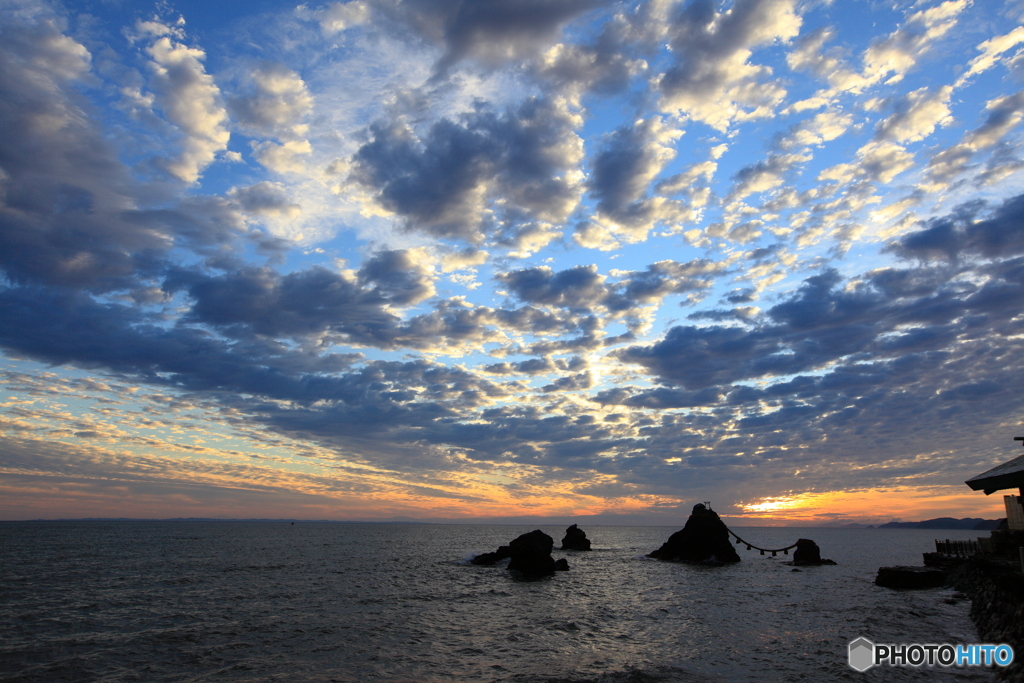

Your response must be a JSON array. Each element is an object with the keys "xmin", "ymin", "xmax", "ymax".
[{"xmin": 1, "ymin": 0, "xmax": 1023, "ymax": 522}]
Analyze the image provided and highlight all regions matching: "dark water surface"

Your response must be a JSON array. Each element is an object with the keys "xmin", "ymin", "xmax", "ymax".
[{"xmin": 0, "ymin": 521, "xmax": 997, "ymax": 682}]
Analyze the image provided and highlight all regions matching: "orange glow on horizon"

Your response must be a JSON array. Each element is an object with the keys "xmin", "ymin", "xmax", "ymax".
[{"xmin": 731, "ymin": 486, "xmax": 1009, "ymax": 526}]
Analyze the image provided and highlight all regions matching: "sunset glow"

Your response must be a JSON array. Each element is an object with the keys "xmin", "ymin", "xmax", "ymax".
[{"xmin": 3, "ymin": 0, "xmax": 1024, "ymax": 524}]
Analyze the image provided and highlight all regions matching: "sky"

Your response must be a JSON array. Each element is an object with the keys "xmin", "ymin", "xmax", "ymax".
[{"xmin": 1, "ymin": 0, "xmax": 1023, "ymax": 526}]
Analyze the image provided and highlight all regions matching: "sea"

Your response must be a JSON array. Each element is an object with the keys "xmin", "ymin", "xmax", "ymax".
[{"xmin": 0, "ymin": 521, "xmax": 1000, "ymax": 683}]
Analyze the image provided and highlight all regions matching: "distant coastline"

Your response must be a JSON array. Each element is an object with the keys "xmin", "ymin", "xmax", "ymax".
[{"xmin": 874, "ymin": 517, "xmax": 1002, "ymax": 530}]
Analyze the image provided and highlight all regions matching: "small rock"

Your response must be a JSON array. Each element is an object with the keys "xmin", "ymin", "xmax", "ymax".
[
  {"xmin": 875, "ymin": 565, "xmax": 948, "ymax": 589},
  {"xmin": 791, "ymin": 538, "xmax": 837, "ymax": 565},
  {"xmin": 560, "ymin": 524, "xmax": 592, "ymax": 551}
]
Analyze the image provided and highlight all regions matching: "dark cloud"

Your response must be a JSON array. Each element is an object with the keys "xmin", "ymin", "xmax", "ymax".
[
  {"xmin": 183, "ymin": 266, "xmax": 397, "ymax": 340},
  {"xmin": 498, "ymin": 264, "xmax": 607, "ymax": 310},
  {"xmin": 0, "ymin": 11, "xmax": 254, "ymax": 294},
  {"xmin": 541, "ymin": 371, "xmax": 592, "ymax": 392},
  {"xmin": 617, "ymin": 201, "xmax": 1024, "ymax": 391},
  {"xmin": 373, "ymin": 0, "xmax": 601, "ymax": 77},
  {"xmin": 533, "ymin": 24, "xmax": 644, "ymax": 97},
  {"xmin": 886, "ymin": 194, "xmax": 1024, "ymax": 262},
  {"xmin": 349, "ymin": 97, "xmax": 582, "ymax": 243},
  {"xmin": 496, "ymin": 259, "xmax": 723, "ymax": 323},
  {"xmin": 174, "ymin": 249, "xmax": 436, "ymax": 342},
  {"xmin": 0, "ymin": 15, "xmax": 157, "ymax": 291},
  {"xmin": 587, "ymin": 117, "xmax": 687, "ymax": 231},
  {"xmin": 483, "ymin": 356, "xmax": 583, "ymax": 375}
]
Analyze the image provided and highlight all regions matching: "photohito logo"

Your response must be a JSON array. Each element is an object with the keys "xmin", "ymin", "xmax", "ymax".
[{"xmin": 848, "ymin": 637, "xmax": 1014, "ymax": 671}]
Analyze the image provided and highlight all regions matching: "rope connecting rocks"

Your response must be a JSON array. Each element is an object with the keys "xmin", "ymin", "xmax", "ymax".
[{"xmin": 725, "ymin": 527, "xmax": 798, "ymax": 556}]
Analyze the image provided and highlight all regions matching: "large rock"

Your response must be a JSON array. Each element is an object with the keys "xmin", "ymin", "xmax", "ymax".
[
  {"xmin": 791, "ymin": 538, "xmax": 836, "ymax": 565},
  {"xmin": 472, "ymin": 530, "xmax": 559, "ymax": 579},
  {"xmin": 507, "ymin": 530, "xmax": 557, "ymax": 579},
  {"xmin": 648, "ymin": 504, "xmax": 741, "ymax": 564},
  {"xmin": 875, "ymin": 566, "xmax": 948, "ymax": 589},
  {"xmin": 561, "ymin": 524, "xmax": 592, "ymax": 551}
]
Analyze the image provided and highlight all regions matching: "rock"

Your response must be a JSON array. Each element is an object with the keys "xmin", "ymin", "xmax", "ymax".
[
  {"xmin": 561, "ymin": 524, "xmax": 592, "ymax": 551},
  {"xmin": 922, "ymin": 552, "xmax": 966, "ymax": 569},
  {"xmin": 506, "ymin": 530, "xmax": 557, "ymax": 579},
  {"xmin": 790, "ymin": 538, "xmax": 836, "ymax": 565},
  {"xmin": 792, "ymin": 538, "xmax": 820, "ymax": 564},
  {"xmin": 875, "ymin": 565, "xmax": 948, "ymax": 589},
  {"xmin": 647, "ymin": 504, "xmax": 741, "ymax": 564},
  {"xmin": 471, "ymin": 531, "xmax": 559, "ymax": 579},
  {"xmin": 471, "ymin": 531, "xmax": 560, "ymax": 578},
  {"xmin": 554, "ymin": 558, "xmax": 570, "ymax": 571},
  {"xmin": 470, "ymin": 545, "xmax": 510, "ymax": 565},
  {"xmin": 791, "ymin": 568, "xmax": 802, "ymax": 572}
]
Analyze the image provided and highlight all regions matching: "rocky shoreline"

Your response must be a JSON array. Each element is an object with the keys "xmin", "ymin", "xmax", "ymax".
[{"xmin": 947, "ymin": 556, "xmax": 1024, "ymax": 683}]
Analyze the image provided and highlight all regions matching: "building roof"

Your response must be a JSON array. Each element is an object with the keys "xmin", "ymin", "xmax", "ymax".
[{"xmin": 965, "ymin": 452, "xmax": 1024, "ymax": 495}]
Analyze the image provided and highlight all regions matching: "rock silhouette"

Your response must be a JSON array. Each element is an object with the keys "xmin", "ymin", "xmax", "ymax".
[
  {"xmin": 471, "ymin": 530, "xmax": 560, "ymax": 579},
  {"xmin": 648, "ymin": 504, "xmax": 741, "ymax": 564},
  {"xmin": 875, "ymin": 566, "xmax": 947, "ymax": 589},
  {"xmin": 561, "ymin": 524, "xmax": 592, "ymax": 551},
  {"xmin": 790, "ymin": 538, "xmax": 836, "ymax": 565},
  {"xmin": 470, "ymin": 546, "xmax": 510, "ymax": 566}
]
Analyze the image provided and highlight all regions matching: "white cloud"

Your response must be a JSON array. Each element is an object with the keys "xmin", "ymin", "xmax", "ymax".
[
  {"xmin": 861, "ymin": 0, "xmax": 968, "ymax": 86},
  {"xmin": 922, "ymin": 90, "xmax": 1024, "ymax": 190},
  {"xmin": 658, "ymin": 0, "xmax": 802, "ymax": 130},
  {"xmin": 228, "ymin": 63, "xmax": 314, "ymax": 139},
  {"xmin": 956, "ymin": 25, "xmax": 1024, "ymax": 86},
  {"xmin": 252, "ymin": 139, "xmax": 314, "ymax": 174},
  {"xmin": 779, "ymin": 109, "xmax": 853, "ymax": 149},
  {"xmin": 296, "ymin": 1, "xmax": 371, "ymax": 36},
  {"xmin": 874, "ymin": 86, "xmax": 953, "ymax": 143},
  {"xmin": 142, "ymin": 30, "xmax": 230, "ymax": 183}
]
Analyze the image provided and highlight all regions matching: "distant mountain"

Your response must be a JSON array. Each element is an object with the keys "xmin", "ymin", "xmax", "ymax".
[{"xmin": 876, "ymin": 517, "xmax": 1003, "ymax": 530}]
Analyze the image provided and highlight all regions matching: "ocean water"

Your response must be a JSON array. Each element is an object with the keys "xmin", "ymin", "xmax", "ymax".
[{"xmin": 0, "ymin": 521, "xmax": 998, "ymax": 683}]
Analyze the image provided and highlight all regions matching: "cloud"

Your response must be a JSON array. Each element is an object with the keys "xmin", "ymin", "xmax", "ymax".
[
  {"xmin": 440, "ymin": 246, "xmax": 489, "ymax": 272},
  {"xmin": 861, "ymin": 0, "xmax": 967, "ymax": 87},
  {"xmin": 728, "ymin": 151, "xmax": 810, "ymax": 201},
  {"xmin": 818, "ymin": 139, "xmax": 914, "ymax": 185},
  {"xmin": 956, "ymin": 25, "xmax": 1024, "ymax": 86},
  {"xmin": 778, "ymin": 110, "xmax": 852, "ymax": 149},
  {"xmin": 789, "ymin": 1, "xmax": 967, "ymax": 96},
  {"xmin": 658, "ymin": 0, "xmax": 802, "ymax": 129},
  {"xmin": 139, "ymin": 25, "xmax": 230, "ymax": 183},
  {"xmin": 4, "ymin": 0, "xmax": 1024, "ymax": 519},
  {"xmin": 874, "ymin": 86, "xmax": 952, "ymax": 143},
  {"xmin": 498, "ymin": 264, "xmax": 609, "ymax": 311},
  {"xmin": 922, "ymin": 91, "xmax": 1024, "ymax": 190},
  {"xmin": 349, "ymin": 97, "xmax": 583, "ymax": 243},
  {"xmin": 615, "ymin": 198, "xmax": 1024, "ymax": 400},
  {"xmin": 177, "ymin": 248, "xmax": 437, "ymax": 342},
  {"xmin": 231, "ymin": 182, "xmax": 302, "ymax": 218},
  {"xmin": 497, "ymin": 258, "xmax": 722, "ymax": 323},
  {"xmin": 588, "ymin": 116, "xmax": 691, "ymax": 240},
  {"xmin": 533, "ymin": 13, "xmax": 648, "ymax": 101},
  {"xmin": 0, "ymin": 10, "xmax": 250, "ymax": 292},
  {"xmin": 372, "ymin": 0, "xmax": 601, "ymax": 78},
  {"xmin": 885, "ymin": 194, "xmax": 1024, "ymax": 262},
  {"xmin": 227, "ymin": 62, "xmax": 313, "ymax": 139},
  {"xmin": 296, "ymin": 1, "xmax": 371, "ymax": 36}
]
